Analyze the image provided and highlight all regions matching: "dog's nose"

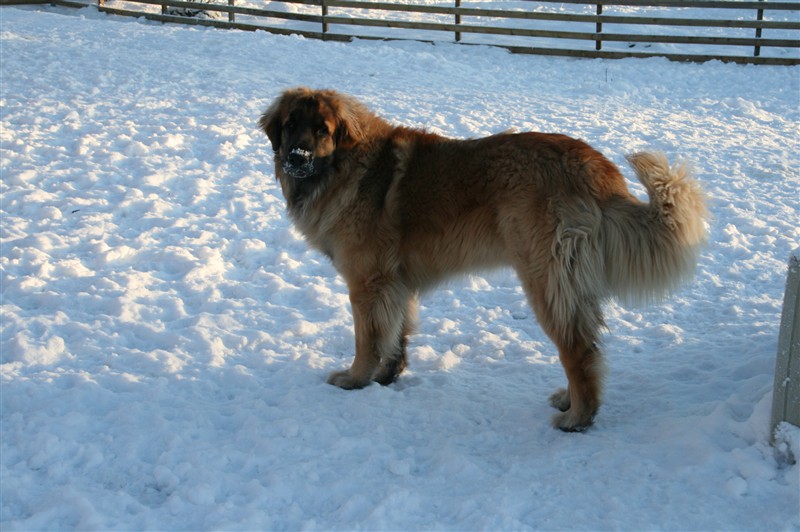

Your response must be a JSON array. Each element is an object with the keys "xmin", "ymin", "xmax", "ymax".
[{"xmin": 287, "ymin": 148, "xmax": 312, "ymax": 167}]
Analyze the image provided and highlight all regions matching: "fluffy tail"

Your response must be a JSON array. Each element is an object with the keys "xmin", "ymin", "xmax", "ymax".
[{"xmin": 602, "ymin": 152, "xmax": 708, "ymax": 306}]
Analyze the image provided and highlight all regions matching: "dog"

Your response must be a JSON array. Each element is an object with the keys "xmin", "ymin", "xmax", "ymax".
[{"xmin": 259, "ymin": 87, "xmax": 707, "ymax": 431}]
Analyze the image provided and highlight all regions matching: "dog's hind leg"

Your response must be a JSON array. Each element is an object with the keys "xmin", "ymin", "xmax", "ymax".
[
  {"xmin": 549, "ymin": 333, "xmax": 605, "ymax": 432},
  {"xmin": 516, "ymin": 265, "xmax": 606, "ymax": 432},
  {"xmin": 543, "ymin": 296, "xmax": 605, "ymax": 431}
]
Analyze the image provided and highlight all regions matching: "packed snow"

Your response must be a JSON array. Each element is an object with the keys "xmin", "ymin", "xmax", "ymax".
[{"xmin": 1, "ymin": 6, "xmax": 799, "ymax": 530}]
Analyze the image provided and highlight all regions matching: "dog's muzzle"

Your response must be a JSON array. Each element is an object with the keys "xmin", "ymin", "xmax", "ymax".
[{"xmin": 284, "ymin": 148, "xmax": 314, "ymax": 179}]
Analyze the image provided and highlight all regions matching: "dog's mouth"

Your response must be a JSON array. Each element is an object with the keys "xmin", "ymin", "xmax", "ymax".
[{"xmin": 283, "ymin": 148, "xmax": 315, "ymax": 179}]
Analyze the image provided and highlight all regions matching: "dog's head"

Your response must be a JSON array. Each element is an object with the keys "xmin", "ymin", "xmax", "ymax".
[{"xmin": 259, "ymin": 88, "xmax": 366, "ymax": 180}]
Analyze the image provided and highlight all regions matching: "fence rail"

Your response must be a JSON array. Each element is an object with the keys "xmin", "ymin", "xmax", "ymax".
[{"xmin": 7, "ymin": 0, "xmax": 799, "ymax": 64}]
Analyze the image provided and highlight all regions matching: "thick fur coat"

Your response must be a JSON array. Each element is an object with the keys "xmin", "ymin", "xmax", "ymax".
[{"xmin": 259, "ymin": 87, "xmax": 708, "ymax": 431}]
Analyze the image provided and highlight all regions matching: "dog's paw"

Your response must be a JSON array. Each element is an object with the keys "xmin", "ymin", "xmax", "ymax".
[
  {"xmin": 372, "ymin": 357, "xmax": 407, "ymax": 386},
  {"xmin": 552, "ymin": 409, "xmax": 595, "ymax": 433},
  {"xmin": 327, "ymin": 370, "xmax": 370, "ymax": 390},
  {"xmin": 549, "ymin": 388, "xmax": 571, "ymax": 412}
]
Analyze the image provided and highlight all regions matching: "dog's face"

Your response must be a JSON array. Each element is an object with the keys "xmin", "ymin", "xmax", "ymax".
[{"xmin": 260, "ymin": 89, "xmax": 351, "ymax": 180}]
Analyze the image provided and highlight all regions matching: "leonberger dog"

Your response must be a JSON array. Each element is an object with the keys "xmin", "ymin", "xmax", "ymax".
[{"xmin": 259, "ymin": 87, "xmax": 707, "ymax": 431}]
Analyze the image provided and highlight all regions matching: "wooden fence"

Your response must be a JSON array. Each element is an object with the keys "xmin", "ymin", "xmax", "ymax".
[
  {"xmin": 7, "ymin": 0, "xmax": 800, "ymax": 64},
  {"xmin": 772, "ymin": 251, "xmax": 800, "ymax": 455}
]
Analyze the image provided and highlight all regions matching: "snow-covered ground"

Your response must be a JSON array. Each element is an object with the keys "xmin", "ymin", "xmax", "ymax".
[{"xmin": 1, "ymin": 6, "xmax": 799, "ymax": 530}]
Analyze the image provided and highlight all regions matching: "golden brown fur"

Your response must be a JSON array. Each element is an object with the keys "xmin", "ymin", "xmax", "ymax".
[{"xmin": 259, "ymin": 87, "xmax": 708, "ymax": 431}]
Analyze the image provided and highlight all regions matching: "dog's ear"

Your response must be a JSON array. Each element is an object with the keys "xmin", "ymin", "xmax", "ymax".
[
  {"xmin": 335, "ymin": 121, "xmax": 362, "ymax": 150},
  {"xmin": 259, "ymin": 100, "xmax": 283, "ymax": 152},
  {"xmin": 333, "ymin": 95, "xmax": 366, "ymax": 150}
]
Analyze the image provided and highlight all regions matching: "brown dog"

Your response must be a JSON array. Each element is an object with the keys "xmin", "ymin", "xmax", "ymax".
[{"xmin": 259, "ymin": 87, "xmax": 707, "ymax": 431}]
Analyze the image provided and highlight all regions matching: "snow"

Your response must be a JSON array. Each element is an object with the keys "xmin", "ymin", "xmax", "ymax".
[{"xmin": 1, "ymin": 5, "xmax": 799, "ymax": 530}]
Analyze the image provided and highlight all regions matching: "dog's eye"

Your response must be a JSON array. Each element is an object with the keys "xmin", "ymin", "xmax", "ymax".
[
  {"xmin": 317, "ymin": 126, "xmax": 329, "ymax": 137},
  {"xmin": 284, "ymin": 120, "xmax": 295, "ymax": 131}
]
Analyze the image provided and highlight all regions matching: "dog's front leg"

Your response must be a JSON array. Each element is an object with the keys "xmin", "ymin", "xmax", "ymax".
[{"xmin": 327, "ymin": 276, "xmax": 408, "ymax": 389}]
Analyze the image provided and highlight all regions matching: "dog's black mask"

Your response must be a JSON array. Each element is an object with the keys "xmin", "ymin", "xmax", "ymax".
[{"xmin": 261, "ymin": 97, "xmax": 337, "ymax": 180}]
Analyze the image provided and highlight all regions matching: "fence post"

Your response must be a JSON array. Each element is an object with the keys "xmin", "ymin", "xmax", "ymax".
[
  {"xmin": 322, "ymin": 0, "xmax": 328, "ymax": 39},
  {"xmin": 455, "ymin": 0, "xmax": 461, "ymax": 42},
  {"xmin": 754, "ymin": 0, "xmax": 765, "ymax": 57},
  {"xmin": 771, "ymin": 251, "xmax": 800, "ymax": 446},
  {"xmin": 595, "ymin": 3, "xmax": 603, "ymax": 50},
  {"xmin": 228, "ymin": 0, "xmax": 234, "ymax": 23}
]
